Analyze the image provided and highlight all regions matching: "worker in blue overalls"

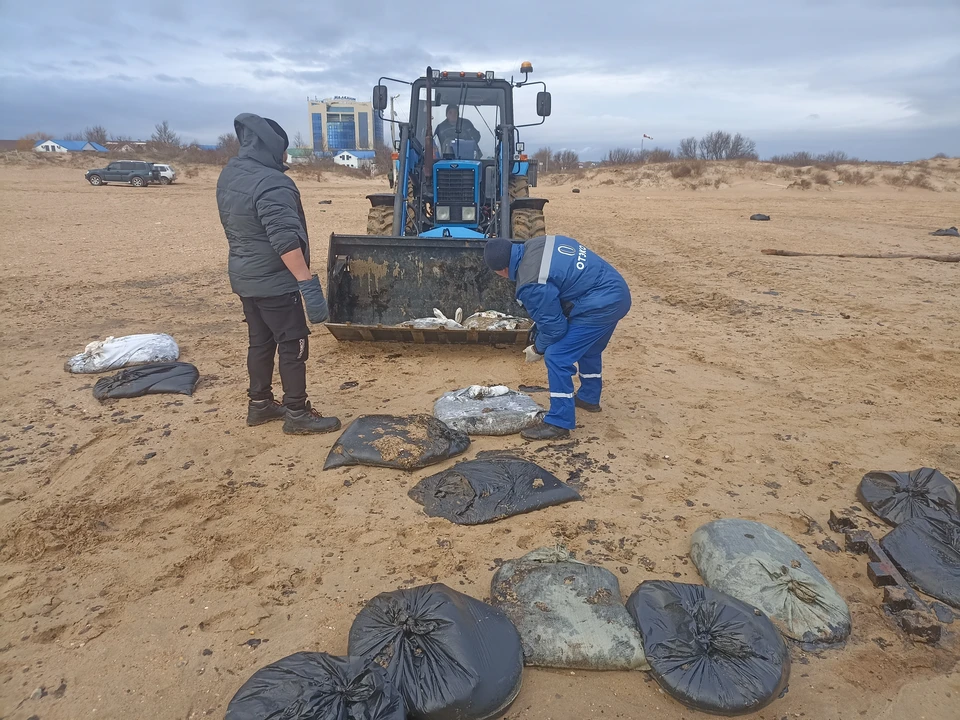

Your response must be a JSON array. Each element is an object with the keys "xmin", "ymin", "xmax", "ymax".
[{"xmin": 484, "ymin": 236, "xmax": 632, "ymax": 440}]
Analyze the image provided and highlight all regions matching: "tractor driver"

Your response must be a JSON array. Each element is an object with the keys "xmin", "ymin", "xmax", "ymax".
[{"xmin": 435, "ymin": 104, "xmax": 481, "ymax": 153}]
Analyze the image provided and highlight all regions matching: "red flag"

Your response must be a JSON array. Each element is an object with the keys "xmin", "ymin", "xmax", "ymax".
[{"xmin": 643, "ymin": 134, "xmax": 653, "ymax": 139}]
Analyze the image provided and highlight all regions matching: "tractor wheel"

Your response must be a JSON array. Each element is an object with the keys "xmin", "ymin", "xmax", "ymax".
[
  {"xmin": 509, "ymin": 174, "xmax": 530, "ymax": 200},
  {"xmin": 511, "ymin": 208, "xmax": 546, "ymax": 240},
  {"xmin": 366, "ymin": 205, "xmax": 393, "ymax": 235}
]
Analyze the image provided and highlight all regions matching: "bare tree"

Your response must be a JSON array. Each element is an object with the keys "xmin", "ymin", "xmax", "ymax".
[
  {"xmin": 17, "ymin": 132, "xmax": 53, "ymax": 151},
  {"xmin": 698, "ymin": 130, "xmax": 732, "ymax": 160},
  {"xmin": 647, "ymin": 147, "xmax": 674, "ymax": 163},
  {"xmin": 726, "ymin": 133, "xmax": 758, "ymax": 160},
  {"xmin": 63, "ymin": 132, "xmax": 85, "ymax": 141},
  {"xmin": 216, "ymin": 132, "xmax": 240, "ymax": 157},
  {"xmin": 151, "ymin": 121, "xmax": 181, "ymax": 149},
  {"xmin": 677, "ymin": 137, "xmax": 698, "ymax": 159},
  {"xmin": 292, "ymin": 131, "xmax": 307, "ymax": 149},
  {"xmin": 84, "ymin": 125, "xmax": 109, "ymax": 146},
  {"xmin": 533, "ymin": 146, "xmax": 552, "ymax": 173},
  {"xmin": 606, "ymin": 147, "xmax": 641, "ymax": 165},
  {"xmin": 552, "ymin": 149, "xmax": 580, "ymax": 172}
]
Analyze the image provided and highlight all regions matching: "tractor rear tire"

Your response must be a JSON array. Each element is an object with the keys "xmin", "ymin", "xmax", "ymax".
[
  {"xmin": 367, "ymin": 205, "xmax": 393, "ymax": 235},
  {"xmin": 509, "ymin": 175, "xmax": 530, "ymax": 200},
  {"xmin": 511, "ymin": 208, "xmax": 546, "ymax": 240}
]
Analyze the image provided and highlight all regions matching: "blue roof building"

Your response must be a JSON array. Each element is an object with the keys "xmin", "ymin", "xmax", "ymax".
[{"xmin": 35, "ymin": 139, "xmax": 109, "ymax": 152}]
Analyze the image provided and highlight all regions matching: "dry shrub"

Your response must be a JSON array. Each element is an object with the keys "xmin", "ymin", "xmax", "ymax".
[
  {"xmin": 813, "ymin": 171, "xmax": 830, "ymax": 185},
  {"xmin": 788, "ymin": 178, "xmax": 812, "ymax": 190},
  {"xmin": 888, "ymin": 170, "xmax": 935, "ymax": 190},
  {"xmin": 599, "ymin": 178, "xmax": 614, "ymax": 185},
  {"xmin": 184, "ymin": 166, "xmax": 199, "ymax": 179},
  {"xmin": 933, "ymin": 153, "xmax": 948, "ymax": 159},
  {"xmin": 670, "ymin": 160, "xmax": 705, "ymax": 179},
  {"xmin": 837, "ymin": 168, "xmax": 873, "ymax": 185}
]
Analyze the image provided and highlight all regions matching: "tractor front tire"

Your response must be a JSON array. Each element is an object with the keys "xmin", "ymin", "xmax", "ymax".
[
  {"xmin": 509, "ymin": 175, "xmax": 530, "ymax": 200},
  {"xmin": 511, "ymin": 208, "xmax": 546, "ymax": 240},
  {"xmin": 367, "ymin": 205, "xmax": 393, "ymax": 235}
]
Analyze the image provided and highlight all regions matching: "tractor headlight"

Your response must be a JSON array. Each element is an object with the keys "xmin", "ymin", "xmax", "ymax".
[
  {"xmin": 462, "ymin": 206, "xmax": 476, "ymax": 222},
  {"xmin": 436, "ymin": 206, "xmax": 451, "ymax": 221}
]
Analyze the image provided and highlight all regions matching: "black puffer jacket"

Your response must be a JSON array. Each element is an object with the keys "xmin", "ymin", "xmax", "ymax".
[{"xmin": 216, "ymin": 113, "xmax": 310, "ymax": 297}]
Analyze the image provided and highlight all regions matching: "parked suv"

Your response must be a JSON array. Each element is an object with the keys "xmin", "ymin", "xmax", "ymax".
[
  {"xmin": 85, "ymin": 161, "xmax": 159, "ymax": 187},
  {"xmin": 151, "ymin": 164, "xmax": 177, "ymax": 185}
]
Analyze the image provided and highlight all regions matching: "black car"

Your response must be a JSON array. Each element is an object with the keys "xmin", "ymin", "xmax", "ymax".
[{"xmin": 85, "ymin": 161, "xmax": 160, "ymax": 187}]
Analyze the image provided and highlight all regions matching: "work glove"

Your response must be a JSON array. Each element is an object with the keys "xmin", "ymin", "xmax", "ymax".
[
  {"xmin": 298, "ymin": 275, "xmax": 329, "ymax": 324},
  {"xmin": 523, "ymin": 344, "xmax": 543, "ymax": 363}
]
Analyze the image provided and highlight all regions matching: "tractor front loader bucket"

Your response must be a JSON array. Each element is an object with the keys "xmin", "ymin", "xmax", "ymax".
[{"xmin": 323, "ymin": 233, "xmax": 529, "ymax": 345}]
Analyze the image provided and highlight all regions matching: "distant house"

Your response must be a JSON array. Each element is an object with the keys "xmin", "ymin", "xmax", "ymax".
[
  {"xmin": 35, "ymin": 140, "xmax": 109, "ymax": 153},
  {"xmin": 286, "ymin": 148, "xmax": 313, "ymax": 165},
  {"xmin": 105, "ymin": 140, "xmax": 148, "ymax": 153},
  {"xmin": 333, "ymin": 149, "xmax": 376, "ymax": 170}
]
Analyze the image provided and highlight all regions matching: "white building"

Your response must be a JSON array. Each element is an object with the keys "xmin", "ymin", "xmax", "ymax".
[
  {"xmin": 34, "ymin": 140, "xmax": 109, "ymax": 153},
  {"xmin": 333, "ymin": 149, "xmax": 376, "ymax": 170}
]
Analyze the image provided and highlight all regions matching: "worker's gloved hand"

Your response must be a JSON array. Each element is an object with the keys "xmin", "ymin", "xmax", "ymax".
[
  {"xmin": 523, "ymin": 344, "xmax": 543, "ymax": 363},
  {"xmin": 298, "ymin": 275, "xmax": 329, "ymax": 324}
]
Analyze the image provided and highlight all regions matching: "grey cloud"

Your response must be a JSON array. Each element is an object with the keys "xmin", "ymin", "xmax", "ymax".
[
  {"xmin": 227, "ymin": 50, "xmax": 275, "ymax": 63},
  {"xmin": 101, "ymin": 54, "xmax": 127, "ymax": 66},
  {"xmin": 154, "ymin": 74, "xmax": 198, "ymax": 84}
]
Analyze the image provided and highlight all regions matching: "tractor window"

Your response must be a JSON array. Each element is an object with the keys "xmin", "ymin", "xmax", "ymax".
[{"xmin": 412, "ymin": 84, "xmax": 505, "ymax": 160}]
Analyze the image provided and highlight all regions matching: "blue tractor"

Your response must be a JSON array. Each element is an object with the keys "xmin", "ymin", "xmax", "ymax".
[{"xmin": 324, "ymin": 63, "xmax": 552, "ymax": 344}]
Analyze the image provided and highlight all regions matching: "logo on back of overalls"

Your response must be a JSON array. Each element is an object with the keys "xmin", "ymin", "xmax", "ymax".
[{"xmin": 558, "ymin": 244, "xmax": 588, "ymax": 270}]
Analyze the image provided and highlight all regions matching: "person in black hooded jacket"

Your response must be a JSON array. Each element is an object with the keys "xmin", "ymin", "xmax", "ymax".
[{"xmin": 216, "ymin": 113, "xmax": 340, "ymax": 434}]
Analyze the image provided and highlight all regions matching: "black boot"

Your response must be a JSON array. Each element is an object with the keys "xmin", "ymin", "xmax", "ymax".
[
  {"xmin": 283, "ymin": 402, "xmax": 341, "ymax": 435},
  {"xmin": 521, "ymin": 420, "xmax": 571, "ymax": 441},
  {"xmin": 575, "ymin": 395, "xmax": 601, "ymax": 413},
  {"xmin": 247, "ymin": 399, "xmax": 287, "ymax": 426}
]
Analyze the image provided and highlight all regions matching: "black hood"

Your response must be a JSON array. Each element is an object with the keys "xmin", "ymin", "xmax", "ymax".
[{"xmin": 234, "ymin": 113, "xmax": 289, "ymax": 171}]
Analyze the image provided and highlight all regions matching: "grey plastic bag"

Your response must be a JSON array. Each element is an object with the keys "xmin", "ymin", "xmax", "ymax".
[
  {"xmin": 690, "ymin": 519, "xmax": 851, "ymax": 644},
  {"xmin": 490, "ymin": 547, "xmax": 649, "ymax": 671},
  {"xmin": 434, "ymin": 386, "xmax": 543, "ymax": 436}
]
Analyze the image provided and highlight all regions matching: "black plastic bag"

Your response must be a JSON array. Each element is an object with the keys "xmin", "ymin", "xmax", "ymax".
[
  {"xmin": 323, "ymin": 414, "xmax": 470, "ymax": 471},
  {"xmin": 750, "ymin": 213, "xmax": 771, "ymax": 221},
  {"xmin": 92, "ymin": 362, "xmax": 199, "ymax": 400},
  {"xmin": 408, "ymin": 454, "xmax": 581, "ymax": 524},
  {"xmin": 858, "ymin": 467, "xmax": 960, "ymax": 527},
  {"xmin": 880, "ymin": 517, "xmax": 960, "ymax": 609},
  {"xmin": 347, "ymin": 583, "xmax": 523, "ymax": 720},
  {"xmin": 491, "ymin": 546, "xmax": 648, "ymax": 670},
  {"xmin": 626, "ymin": 580, "xmax": 790, "ymax": 717},
  {"xmin": 225, "ymin": 652, "xmax": 405, "ymax": 720}
]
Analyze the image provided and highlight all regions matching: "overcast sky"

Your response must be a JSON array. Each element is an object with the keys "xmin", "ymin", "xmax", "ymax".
[{"xmin": 1, "ymin": 0, "xmax": 958, "ymax": 160}]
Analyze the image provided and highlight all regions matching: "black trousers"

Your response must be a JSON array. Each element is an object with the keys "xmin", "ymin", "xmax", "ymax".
[{"xmin": 240, "ymin": 293, "xmax": 310, "ymax": 410}]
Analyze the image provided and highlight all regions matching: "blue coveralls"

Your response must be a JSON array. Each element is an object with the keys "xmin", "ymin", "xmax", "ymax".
[{"xmin": 509, "ymin": 236, "xmax": 632, "ymax": 429}]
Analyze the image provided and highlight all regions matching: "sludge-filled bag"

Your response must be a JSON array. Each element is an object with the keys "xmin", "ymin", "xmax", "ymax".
[
  {"xmin": 490, "ymin": 546, "xmax": 648, "ymax": 670},
  {"xmin": 225, "ymin": 652, "xmax": 405, "ymax": 720},
  {"xmin": 323, "ymin": 414, "xmax": 470, "ymax": 471},
  {"xmin": 858, "ymin": 467, "xmax": 960, "ymax": 527},
  {"xmin": 433, "ymin": 385, "xmax": 543, "ymax": 436},
  {"xmin": 347, "ymin": 583, "xmax": 523, "ymax": 720},
  {"xmin": 409, "ymin": 454, "xmax": 580, "ymax": 525},
  {"xmin": 881, "ymin": 517, "xmax": 960, "ymax": 609},
  {"xmin": 65, "ymin": 333, "xmax": 180, "ymax": 373},
  {"xmin": 93, "ymin": 362, "xmax": 199, "ymax": 400},
  {"xmin": 627, "ymin": 580, "xmax": 790, "ymax": 716},
  {"xmin": 690, "ymin": 518, "xmax": 851, "ymax": 644}
]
